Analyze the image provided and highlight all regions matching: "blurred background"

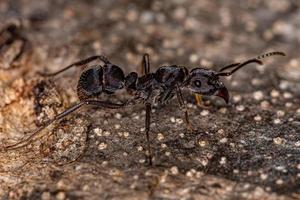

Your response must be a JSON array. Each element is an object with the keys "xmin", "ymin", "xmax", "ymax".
[{"xmin": 0, "ymin": 0, "xmax": 299, "ymax": 199}]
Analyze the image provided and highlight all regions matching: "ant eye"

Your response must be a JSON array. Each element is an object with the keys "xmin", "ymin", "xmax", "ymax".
[{"xmin": 194, "ymin": 80, "xmax": 201, "ymax": 87}]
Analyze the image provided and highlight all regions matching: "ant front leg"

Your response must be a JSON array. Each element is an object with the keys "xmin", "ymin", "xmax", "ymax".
[
  {"xmin": 38, "ymin": 55, "xmax": 110, "ymax": 77},
  {"xmin": 145, "ymin": 103, "xmax": 153, "ymax": 165},
  {"xmin": 194, "ymin": 94, "xmax": 211, "ymax": 109},
  {"xmin": 176, "ymin": 85, "xmax": 193, "ymax": 132}
]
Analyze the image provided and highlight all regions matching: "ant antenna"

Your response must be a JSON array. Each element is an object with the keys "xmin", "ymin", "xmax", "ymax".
[
  {"xmin": 216, "ymin": 51, "xmax": 285, "ymax": 76},
  {"xmin": 256, "ymin": 51, "xmax": 286, "ymax": 59}
]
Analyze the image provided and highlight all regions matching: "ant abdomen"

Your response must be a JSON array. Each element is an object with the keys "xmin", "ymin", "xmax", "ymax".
[
  {"xmin": 77, "ymin": 65, "xmax": 103, "ymax": 100},
  {"xmin": 77, "ymin": 64, "xmax": 126, "ymax": 100}
]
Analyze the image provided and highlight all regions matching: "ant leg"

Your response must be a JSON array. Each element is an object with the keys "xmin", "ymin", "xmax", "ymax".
[
  {"xmin": 145, "ymin": 103, "xmax": 153, "ymax": 165},
  {"xmin": 141, "ymin": 54, "xmax": 153, "ymax": 165},
  {"xmin": 176, "ymin": 86, "xmax": 193, "ymax": 131},
  {"xmin": 4, "ymin": 100, "xmax": 128, "ymax": 150},
  {"xmin": 38, "ymin": 55, "xmax": 110, "ymax": 77},
  {"xmin": 194, "ymin": 94, "xmax": 211, "ymax": 108},
  {"xmin": 141, "ymin": 53, "xmax": 150, "ymax": 75}
]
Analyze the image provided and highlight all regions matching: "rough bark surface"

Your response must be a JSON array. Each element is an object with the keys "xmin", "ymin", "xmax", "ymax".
[{"xmin": 0, "ymin": 0, "xmax": 299, "ymax": 199}]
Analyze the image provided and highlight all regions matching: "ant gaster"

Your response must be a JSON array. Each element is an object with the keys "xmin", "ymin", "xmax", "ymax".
[{"xmin": 4, "ymin": 51, "xmax": 285, "ymax": 165}]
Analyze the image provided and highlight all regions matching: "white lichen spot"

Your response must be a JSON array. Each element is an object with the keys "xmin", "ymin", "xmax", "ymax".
[
  {"xmin": 233, "ymin": 95, "xmax": 241, "ymax": 103},
  {"xmin": 198, "ymin": 140, "xmax": 207, "ymax": 147},
  {"xmin": 56, "ymin": 192, "xmax": 66, "ymax": 200},
  {"xmin": 275, "ymin": 166, "xmax": 286, "ymax": 171},
  {"xmin": 98, "ymin": 142, "xmax": 107, "ymax": 150},
  {"xmin": 102, "ymin": 161, "xmax": 108, "ymax": 166},
  {"xmin": 140, "ymin": 127, "xmax": 145, "ymax": 132},
  {"xmin": 260, "ymin": 173, "xmax": 268, "ymax": 180},
  {"xmin": 133, "ymin": 175, "xmax": 139, "ymax": 180},
  {"xmin": 295, "ymin": 141, "xmax": 300, "ymax": 147},
  {"xmin": 114, "ymin": 124, "xmax": 121, "ymax": 129},
  {"xmin": 273, "ymin": 119, "xmax": 281, "ymax": 124},
  {"xmin": 117, "ymin": 132, "xmax": 123, "ymax": 137},
  {"xmin": 253, "ymin": 91, "xmax": 264, "ymax": 100},
  {"xmin": 220, "ymin": 157, "xmax": 227, "ymax": 165},
  {"xmin": 236, "ymin": 105, "xmax": 245, "ymax": 111},
  {"xmin": 297, "ymin": 164, "xmax": 300, "ymax": 170},
  {"xmin": 233, "ymin": 169, "xmax": 239, "ymax": 174},
  {"xmin": 115, "ymin": 113, "xmax": 122, "ymax": 119},
  {"xmin": 219, "ymin": 107, "xmax": 227, "ymax": 114},
  {"xmin": 139, "ymin": 159, "xmax": 145, "ymax": 163},
  {"xmin": 283, "ymin": 92, "xmax": 292, "ymax": 99},
  {"xmin": 186, "ymin": 171, "xmax": 193, "ymax": 177},
  {"xmin": 200, "ymin": 159, "xmax": 208, "ymax": 166},
  {"xmin": 285, "ymin": 102, "xmax": 292, "ymax": 107},
  {"xmin": 187, "ymin": 103, "xmax": 193, "ymax": 108},
  {"xmin": 170, "ymin": 166, "xmax": 179, "ymax": 175},
  {"xmin": 230, "ymin": 143, "xmax": 235, "ymax": 148},
  {"xmin": 94, "ymin": 128, "xmax": 103, "ymax": 136},
  {"xmin": 123, "ymin": 152, "xmax": 128, "ymax": 156},
  {"xmin": 189, "ymin": 54, "xmax": 199, "ymax": 63},
  {"xmin": 276, "ymin": 110, "xmax": 285, "ymax": 117},
  {"xmin": 270, "ymin": 89, "xmax": 280, "ymax": 98},
  {"xmin": 137, "ymin": 146, "xmax": 143, "ymax": 151},
  {"xmin": 82, "ymin": 185, "xmax": 90, "ymax": 191},
  {"xmin": 103, "ymin": 131, "xmax": 111, "ymax": 136},
  {"xmin": 157, "ymin": 133, "xmax": 164, "ymax": 141},
  {"xmin": 260, "ymin": 101, "xmax": 270, "ymax": 109},
  {"xmin": 200, "ymin": 59, "xmax": 213, "ymax": 67},
  {"xmin": 123, "ymin": 131, "xmax": 130, "ymax": 138},
  {"xmin": 179, "ymin": 133, "xmax": 185, "ymax": 138},
  {"xmin": 170, "ymin": 117, "xmax": 176, "ymax": 123},
  {"xmin": 276, "ymin": 179, "xmax": 283, "ymax": 185},
  {"xmin": 200, "ymin": 110, "xmax": 209, "ymax": 116},
  {"xmin": 254, "ymin": 115, "xmax": 262, "ymax": 121},
  {"xmin": 196, "ymin": 171, "xmax": 203, "ymax": 178},
  {"xmin": 251, "ymin": 78, "xmax": 261, "ymax": 86},
  {"xmin": 217, "ymin": 129, "xmax": 225, "ymax": 135},
  {"xmin": 176, "ymin": 118, "xmax": 183, "ymax": 124},
  {"xmin": 273, "ymin": 137, "xmax": 284, "ymax": 145},
  {"xmin": 165, "ymin": 151, "xmax": 171, "ymax": 156},
  {"xmin": 161, "ymin": 143, "xmax": 167, "ymax": 148},
  {"xmin": 219, "ymin": 137, "xmax": 228, "ymax": 143}
]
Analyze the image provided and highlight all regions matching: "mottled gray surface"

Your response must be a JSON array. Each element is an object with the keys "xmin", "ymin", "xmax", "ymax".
[{"xmin": 0, "ymin": 0, "xmax": 299, "ymax": 199}]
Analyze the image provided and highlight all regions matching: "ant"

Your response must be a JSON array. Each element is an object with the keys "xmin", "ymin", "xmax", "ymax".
[{"xmin": 3, "ymin": 51, "xmax": 285, "ymax": 165}]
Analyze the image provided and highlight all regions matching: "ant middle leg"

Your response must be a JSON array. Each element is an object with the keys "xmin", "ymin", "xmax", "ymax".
[
  {"xmin": 145, "ymin": 103, "xmax": 153, "ymax": 165},
  {"xmin": 4, "ymin": 100, "xmax": 128, "ymax": 151},
  {"xmin": 38, "ymin": 55, "xmax": 110, "ymax": 77},
  {"xmin": 141, "ymin": 53, "xmax": 153, "ymax": 165}
]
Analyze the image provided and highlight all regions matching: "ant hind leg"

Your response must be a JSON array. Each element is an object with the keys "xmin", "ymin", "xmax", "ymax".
[
  {"xmin": 3, "ymin": 100, "xmax": 128, "ymax": 151},
  {"xmin": 38, "ymin": 55, "xmax": 110, "ymax": 77}
]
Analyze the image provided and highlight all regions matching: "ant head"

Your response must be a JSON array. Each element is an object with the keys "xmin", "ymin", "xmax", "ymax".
[{"xmin": 185, "ymin": 68, "xmax": 229, "ymax": 103}]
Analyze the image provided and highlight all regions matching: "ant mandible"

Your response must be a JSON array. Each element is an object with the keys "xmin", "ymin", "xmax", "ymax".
[{"xmin": 4, "ymin": 51, "xmax": 285, "ymax": 165}]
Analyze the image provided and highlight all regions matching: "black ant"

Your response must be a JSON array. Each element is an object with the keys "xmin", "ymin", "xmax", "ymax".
[{"xmin": 4, "ymin": 51, "xmax": 285, "ymax": 165}]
